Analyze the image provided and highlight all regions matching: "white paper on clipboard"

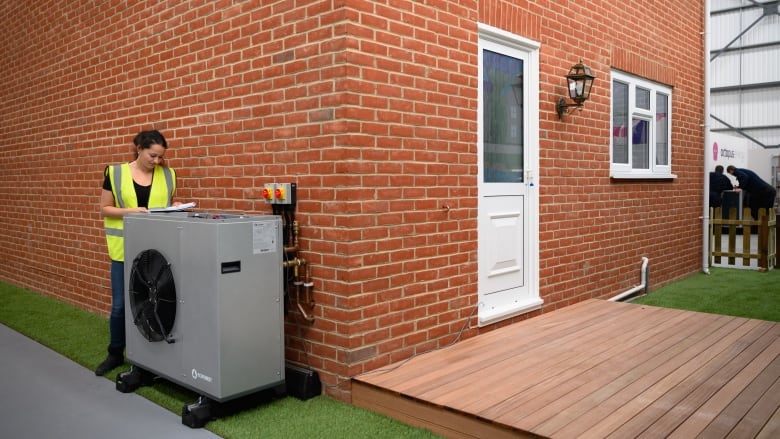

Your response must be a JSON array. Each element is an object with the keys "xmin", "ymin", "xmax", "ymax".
[{"xmin": 149, "ymin": 202, "xmax": 196, "ymax": 213}]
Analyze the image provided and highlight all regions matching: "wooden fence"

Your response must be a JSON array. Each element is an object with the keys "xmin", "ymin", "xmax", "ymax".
[{"xmin": 709, "ymin": 207, "xmax": 777, "ymax": 271}]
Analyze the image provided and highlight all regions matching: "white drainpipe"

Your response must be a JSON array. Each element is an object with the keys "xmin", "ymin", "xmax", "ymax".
[{"xmin": 608, "ymin": 257, "xmax": 649, "ymax": 302}]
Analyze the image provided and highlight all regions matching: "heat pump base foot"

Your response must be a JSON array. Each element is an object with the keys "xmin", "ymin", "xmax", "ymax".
[
  {"xmin": 182, "ymin": 396, "xmax": 214, "ymax": 429},
  {"xmin": 115, "ymin": 365, "xmax": 155, "ymax": 393}
]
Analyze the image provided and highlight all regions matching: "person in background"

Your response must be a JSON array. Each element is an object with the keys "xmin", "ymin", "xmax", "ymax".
[
  {"xmin": 726, "ymin": 165, "xmax": 777, "ymax": 219},
  {"xmin": 709, "ymin": 165, "xmax": 734, "ymax": 208},
  {"xmin": 96, "ymin": 130, "xmax": 180, "ymax": 376}
]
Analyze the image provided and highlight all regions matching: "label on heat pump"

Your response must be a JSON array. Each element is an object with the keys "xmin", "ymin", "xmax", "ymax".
[{"xmin": 252, "ymin": 221, "xmax": 277, "ymax": 254}]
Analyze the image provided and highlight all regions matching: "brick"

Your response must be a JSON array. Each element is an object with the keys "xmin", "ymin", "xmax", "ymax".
[{"xmin": 0, "ymin": 0, "xmax": 705, "ymax": 403}]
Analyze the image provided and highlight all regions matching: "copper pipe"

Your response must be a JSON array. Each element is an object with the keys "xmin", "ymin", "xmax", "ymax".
[
  {"xmin": 296, "ymin": 300, "xmax": 314, "ymax": 322},
  {"xmin": 286, "ymin": 217, "xmax": 296, "ymax": 248},
  {"xmin": 303, "ymin": 262, "xmax": 314, "ymax": 306},
  {"xmin": 285, "ymin": 221, "xmax": 300, "ymax": 253},
  {"xmin": 283, "ymin": 258, "xmax": 304, "ymax": 268},
  {"xmin": 280, "ymin": 218, "xmax": 314, "ymax": 321},
  {"xmin": 294, "ymin": 261, "xmax": 314, "ymax": 322}
]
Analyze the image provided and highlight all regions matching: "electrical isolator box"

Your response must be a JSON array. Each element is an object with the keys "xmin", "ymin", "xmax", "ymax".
[{"xmin": 262, "ymin": 182, "xmax": 296, "ymax": 205}]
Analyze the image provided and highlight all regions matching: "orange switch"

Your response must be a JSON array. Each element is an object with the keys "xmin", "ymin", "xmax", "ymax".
[
  {"xmin": 275, "ymin": 186, "xmax": 286, "ymax": 201},
  {"xmin": 262, "ymin": 186, "xmax": 273, "ymax": 201}
]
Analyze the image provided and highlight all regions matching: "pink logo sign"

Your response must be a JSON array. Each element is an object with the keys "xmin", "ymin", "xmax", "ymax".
[{"xmin": 712, "ymin": 142, "xmax": 718, "ymax": 161}]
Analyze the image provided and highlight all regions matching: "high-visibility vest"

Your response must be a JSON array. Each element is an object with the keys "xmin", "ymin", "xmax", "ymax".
[{"xmin": 104, "ymin": 163, "xmax": 176, "ymax": 261}]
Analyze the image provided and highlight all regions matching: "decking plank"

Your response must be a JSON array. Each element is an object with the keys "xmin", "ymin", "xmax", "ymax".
[
  {"xmin": 351, "ymin": 300, "xmax": 780, "ymax": 439},
  {"xmin": 755, "ymin": 405, "xmax": 780, "ymax": 439},
  {"xmin": 363, "ymin": 300, "xmax": 623, "ymax": 394},
  {"xmin": 479, "ymin": 307, "xmax": 701, "ymax": 423},
  {"xmin": 506, "ymin": 314, "xmax": 740, "ymax": 437},
  {"xmin": 600, "ymin": 320, "xmax": 776, "ymax": 439},
  {"xmin": 695, "ymin": 345, "xmax": 780, "ymax": 439},
  {"xmin": 633, "ymin": 324, "xmax": 780, "ymax": 438},
  {"xmin": 420, "ymin": 309, "xmax": 671, "ymax": 413},
  {"xmin": 518, "ymin": 312, "xmax": 738, "ymax": 437},
  {"xmin": 666, "ymin": 334, "xmax": 780, "ymax": 438},
  {"xmin": 357, "ymin": 299, "xmax": 610, "ymax": 390},
  {"xmin": 570, "ymin": 317, "xmax": 763, "ymax": 438},
  {"xmin": 725, "ymin": 368, "xmax": 780, "ymax": 439},
  {"xmin": 352, "ymin": 381, "xmax": 531, "ymax": 439},
  {"xmin": 548, "ymin": 314, "xmax": 746, "ymax": 439}
]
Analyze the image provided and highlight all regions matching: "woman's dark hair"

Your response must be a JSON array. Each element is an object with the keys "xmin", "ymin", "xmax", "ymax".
[
  {"xmin": 133, "ymin": 130, "xmax": 168, "ymax": 149},
  {"xmin": 132, "ymin": 130, "xmax": 168, "ymax": 159}
]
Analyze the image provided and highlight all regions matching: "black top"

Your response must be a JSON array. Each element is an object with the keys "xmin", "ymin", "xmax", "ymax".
[
  {"xmin": 103, "ymin": 165, "xmax": 151, "ymax": 208},
  {"xmin": 710, "ymin": 172, "xmax": 732, "ymax": 194},
  {"xmin": 732, "ymin": 168, "xmax": 773, "ymax": 194}
]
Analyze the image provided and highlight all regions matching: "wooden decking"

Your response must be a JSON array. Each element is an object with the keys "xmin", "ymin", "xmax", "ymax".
[{"xmin": 353, "ymin": 299, "xmax": 780, "ymax": 439}]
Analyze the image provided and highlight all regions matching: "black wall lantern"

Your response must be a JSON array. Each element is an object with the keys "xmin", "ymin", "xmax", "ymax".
[{"xmin": 556, "ymin": 59, "xmax": 595, "ymax": 119}]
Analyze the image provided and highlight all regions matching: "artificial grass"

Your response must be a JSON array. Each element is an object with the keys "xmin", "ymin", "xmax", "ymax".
[
  {"xmin": 0, "ymin": 282, "xmax": 440, "ymax": 439},
  {"xmin": 632, "ymin": 266, "xmax": 780, "ymax": 321},
  {"xmin": 2, "ymin": 267, "xmax": 776, "ymax": 438}
]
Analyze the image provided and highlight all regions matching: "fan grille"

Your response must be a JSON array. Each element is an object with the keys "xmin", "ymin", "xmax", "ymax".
[{"xmin": 128, "ymin": 249, "xmax": 177, "ymax": 343}]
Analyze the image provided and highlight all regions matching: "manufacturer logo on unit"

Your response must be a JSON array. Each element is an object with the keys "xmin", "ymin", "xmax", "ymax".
[{"xmin": 191, "ymin": 368, "xmax": 213, "ymax": 383}]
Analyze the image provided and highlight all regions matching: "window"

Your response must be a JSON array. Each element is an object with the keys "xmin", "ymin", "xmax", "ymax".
[
  {"xmin": 482, "ymin": 48, "xmax": 524, "ymax": 183},
  {"xmin": 610, "ymin": 70, "xmax": 674, "ymax": 179}
]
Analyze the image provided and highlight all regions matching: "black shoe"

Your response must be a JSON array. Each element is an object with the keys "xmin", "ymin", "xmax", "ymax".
[{"xmin": 95, "ymin": 355, "xmax": 124, "ymax": 376}]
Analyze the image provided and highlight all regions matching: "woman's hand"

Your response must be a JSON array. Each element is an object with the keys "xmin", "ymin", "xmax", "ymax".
[{"xmin": 101, "ymin": 190, "xmax": 149, "ymax": 217}]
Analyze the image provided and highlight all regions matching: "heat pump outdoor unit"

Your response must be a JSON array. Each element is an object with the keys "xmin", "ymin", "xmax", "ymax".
[{"xmin": 120, "ymin": 212, "xmax": 284, "ymax": 424}]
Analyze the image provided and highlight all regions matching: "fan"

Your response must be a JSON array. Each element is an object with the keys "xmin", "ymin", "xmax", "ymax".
[{"xmin": 128, "ymin": 249, "xmax": 177, "ymax": 343}]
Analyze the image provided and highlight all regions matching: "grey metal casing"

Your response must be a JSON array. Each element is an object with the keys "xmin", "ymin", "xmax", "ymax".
[{"xmin": 124, "ymin": 213, "xmax": 284, "ymax": 401}]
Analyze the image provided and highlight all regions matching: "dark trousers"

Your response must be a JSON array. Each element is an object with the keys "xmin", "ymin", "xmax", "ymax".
[
  {"xmin": 108, "ymin": 260, "xmax": 125, "ymax": 354},
  {"xmin": 748, "ymin": 186, "xmax": 777, "ymax": 219}
]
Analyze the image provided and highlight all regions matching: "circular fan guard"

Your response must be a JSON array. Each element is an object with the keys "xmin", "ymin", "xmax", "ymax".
[{"xmin": 129, "ymin": 249, "xmax": 177, "ymax": 343}]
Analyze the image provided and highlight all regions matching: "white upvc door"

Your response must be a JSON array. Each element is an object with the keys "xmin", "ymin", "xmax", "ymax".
[{"xmin": 477, "ymin": 25, "xmax": 541, "ymax": 326}]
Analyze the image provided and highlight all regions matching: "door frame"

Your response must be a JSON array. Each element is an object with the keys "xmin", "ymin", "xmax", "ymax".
[{"xmin": 477, "ymin": 24, "xmax": 541, "ymax": 326}]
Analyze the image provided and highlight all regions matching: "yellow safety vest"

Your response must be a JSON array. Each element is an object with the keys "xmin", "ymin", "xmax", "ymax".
[{"xmin": 104, "ymin": 163, "xmax": 176, "ymax": 261}]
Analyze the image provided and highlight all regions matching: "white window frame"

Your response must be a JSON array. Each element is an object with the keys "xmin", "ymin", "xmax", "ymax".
[{"xmin": 610, "ymin": 70, "xmax": 675, "ymax": 179}]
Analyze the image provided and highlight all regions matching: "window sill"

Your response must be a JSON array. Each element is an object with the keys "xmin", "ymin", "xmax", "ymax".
[{"xmin": 610, "ymin": 172, "xmax": 677, "ymax": 180}]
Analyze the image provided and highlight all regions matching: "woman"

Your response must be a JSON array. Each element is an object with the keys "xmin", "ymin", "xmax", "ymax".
[{"xmin": 96, "ymin": 130, "xmax": 179, "ymax": 376}]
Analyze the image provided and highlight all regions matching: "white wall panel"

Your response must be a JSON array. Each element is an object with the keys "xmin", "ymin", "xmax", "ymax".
[
  {"xmin": 711, "ymin": 52, "xmax": 740, "ymax": 87},
  {"xmin": 741, "ymin": 89, "xmax": 780, "ymax": 126},
  {"xmin": 711, "ymin": 0, "xmax": 749, "ymax": 13},
  {"xmin": 711, "ymin": 92, "xmax": 744, "ymax": 123},
  {"xmin": 740, "ymin": 48, "xmax": 780, "ymax": 84},
  {"xmin": 710, "ymin": 0, "xmax": 780, "ymax": 148}
]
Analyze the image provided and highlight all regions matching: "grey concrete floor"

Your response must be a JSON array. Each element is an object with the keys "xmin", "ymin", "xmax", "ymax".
[{"xmin": 0, "ymin": 324, "xmax": 221, "ymax": 439}]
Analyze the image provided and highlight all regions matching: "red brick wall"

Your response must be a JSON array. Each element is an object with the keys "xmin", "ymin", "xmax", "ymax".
[
  {"xmin": 0, "ymin": 0, "xmax": 704, "ymax": 401},
  {"xmin": 490, "ymin": 0, "xmax": 706, "ymax": 311}
]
